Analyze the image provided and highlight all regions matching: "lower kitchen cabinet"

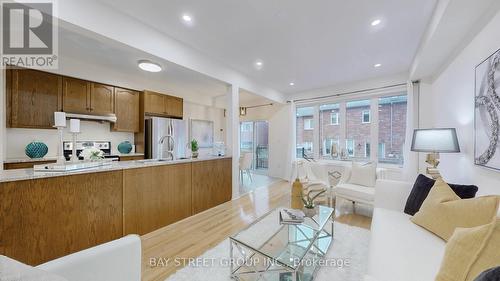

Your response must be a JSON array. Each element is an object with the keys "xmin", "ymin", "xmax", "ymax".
[
  {"xmin": 0, "ymin": 158, "xmax": 231, "ymax": 265},
  {"xmin": 0, "ymin": 171, "xmax": 123, "ymax": 265},
  {"xmin": 191, "ymin": 158, "xmax": 232, "ymax": 215},
  {"xmin": 123, "ymin": 163, "xmax": 192, "ymax": 235}
]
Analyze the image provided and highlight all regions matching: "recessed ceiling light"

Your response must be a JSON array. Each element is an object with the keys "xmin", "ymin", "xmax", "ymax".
[
  {"xmin": 138, "ymin": 60, "xmax": 162, "ymax": 72},
  {"xmin": 374, "ymin": 63, "xmax": 382, "ymax": 68},
  {"xmin": 371, "ymin": 19, "xmax": 381, "ymax": 26},
  {"xmin": 254, "ymin": 60, "xmax": 263, "ymax": 70},
  {"xmin": 289, "ymin": 82, "xmax": 295, "ymax": 86},
  {"xmin": 182, "ymin": 14, "xmax": 192, "ymax": 23}
]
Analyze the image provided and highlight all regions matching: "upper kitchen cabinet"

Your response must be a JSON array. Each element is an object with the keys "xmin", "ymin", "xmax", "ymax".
[
  {"xmin": 7, "ymin": 68, "xmax": 62, "ymax": 129},
  {"xmin": 111, "ymin": 88, "xmax": 140, "ymax": 132},
  {"xmin": 63, "ymin": 78, "xmax": 114, "ymax": 115},
  {"xmin": 165, "ymin": 96, "xmax": 183, "ymax": 118},
  {"xmin": 143, "ymin": 90, "xmax": 183, "ymax": 118},
  {"xmin": 62, "ymin": 77, "xmax": 90, "ymax": 114},
  {"xmin": 90, "ymin": 83, "xmax": 114, "ymax": 115}
]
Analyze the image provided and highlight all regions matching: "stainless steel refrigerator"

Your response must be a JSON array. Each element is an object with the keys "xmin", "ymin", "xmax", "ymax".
[{"xmin": 145, "ymin": 117, "xmax": 189, "ymax": 160}]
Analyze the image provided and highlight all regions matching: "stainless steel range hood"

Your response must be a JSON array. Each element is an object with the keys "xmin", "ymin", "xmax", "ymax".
[{"xmin": 65, "ymin": 113, "xmax": 117, "ymax": 123}]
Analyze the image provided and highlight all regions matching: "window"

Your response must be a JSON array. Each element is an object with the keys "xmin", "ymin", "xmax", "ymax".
[
  {"xmin": 303, "ymin": 142, "xmax": 313, "ymax": 150},
  {"xmin": 319, "ymin": 103, "xmax": 340, "ymax": 158},
  {"xmin": 378, "ymin": 95, "xmax": 407, "ymax": 165},
  {"xmin": 295, "ymin": 91, "xmax": 407, "ymax": 165},
  {"xmin": 330, "ymin": 112, "xmax": 339, "ymax": 125},
  {"xmin": 346, "ymin": 139, "xmax": 355, "ymax": 157},
  {"xmin": 346, "ymin": 99, "xmax": 371, "ymax": 159},
  {"xmin": 296, "ymin": 106, "xmax": 314, "ymax": 158},
  {"xmin": 378, "ymin": 143, "xmax": 386, "ymax": 159},
  {"xmin": 323, "ymin": 138, "xmax": 340, "ymax": 156},
  {"xmin": 304, "ymin": 119, "xmax": 313, "ymax": 130},
  {"xmin": 240, "ymin": 122, "xmax": 254, "ymax": 153},
  {"xmin": 362, "ymin": 110, "xmax": 371, "ymax": 123},
  {"xmin": 241, "ymin": 122, "xmax": 252, "ymax": 132}
]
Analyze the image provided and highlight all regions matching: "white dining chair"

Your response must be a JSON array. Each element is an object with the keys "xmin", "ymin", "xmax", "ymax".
[{"xmin": 239, "ymin": 152, "xmax": 253, "ymax": 183}]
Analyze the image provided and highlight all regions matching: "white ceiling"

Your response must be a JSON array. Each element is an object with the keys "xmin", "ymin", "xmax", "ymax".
[
  {"xmin": 57, "ymin": 22, "xmax": 230, "ymax": 105},
  {"xmin": 97, "ymin": 0, "xmax": 437, "ymax": 95}
]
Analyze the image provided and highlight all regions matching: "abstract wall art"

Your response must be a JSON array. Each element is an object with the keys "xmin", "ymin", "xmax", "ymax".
[
  {"xmin": 475, "ymin": 48, "xmax": 500, "ymax": 170},
  {"xmin": 190, "ymin": 119, "xmax": 214, "ymax": 148}
]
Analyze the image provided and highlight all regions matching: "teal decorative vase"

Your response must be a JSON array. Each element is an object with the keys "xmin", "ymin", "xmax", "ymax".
[
  {"xmin": 25, "ymin": 141, "xmax": 48, "ymax": 159},
  {"xmin": 118, "ymin": 141, "xmax": 133, "ymax": 154}
]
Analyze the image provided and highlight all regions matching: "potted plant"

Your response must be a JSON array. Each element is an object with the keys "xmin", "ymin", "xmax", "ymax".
[
  {"xmin": 302, "ymin": 189, "xmax": 327, "ymax": 217},
  {"xmin": 190, "ymin": 139, "xmax": 199, "ymax": 158}
]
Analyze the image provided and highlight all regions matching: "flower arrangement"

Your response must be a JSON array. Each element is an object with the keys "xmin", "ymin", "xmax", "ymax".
[{"xmin": 80, "ymin": 147, "xmax": 104, "ymax": 161}]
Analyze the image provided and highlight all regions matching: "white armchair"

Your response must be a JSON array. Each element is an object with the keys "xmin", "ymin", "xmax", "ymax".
[{"xmin": 334, "ymin": 166, "xmax": 399, "ymax": 213}]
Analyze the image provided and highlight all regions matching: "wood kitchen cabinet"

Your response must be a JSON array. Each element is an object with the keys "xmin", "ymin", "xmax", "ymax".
[
  {"xmin": 0, "ymin": 158, "xmax": 231, "ymax": 266},
  {"xmin": 7, "ymin": 68, "xmax": 62, "ymax": 129},
  {"xmin": 90, "ymin": 83, "xmax": 114, "ymax": 115},
  {"xmin": 123, "ymin": 163, "xmax": 192, "ymax": 235},
  {"xmin": 111, "ymin": 87, "xmax": 140, "ymax": 132},
  {"xmin": 62, "ymin": 77, "xmax": 90, "ymax": 114},
  {"xmin": 143, "ymin": 90, "xmax": 183, "ymax": 118},
  {"xmin": 63, "ymin": 78, "xmax": 114, "ymax": 115},
  {"xmin": 165, "ymin": 96, "xmax": 184, "ymax": 117},
  {"xmin": 191, "ymin": 158, "xmax": 232, "ymax": 215},
  {"xmin": 0, "ymin": 171, "xmax": 123, "ymax": 265}
]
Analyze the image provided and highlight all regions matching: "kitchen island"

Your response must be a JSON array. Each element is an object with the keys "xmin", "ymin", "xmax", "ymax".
[{"xmin": 0, "ymin": 156, "xmax": 232, "ymax": 265}]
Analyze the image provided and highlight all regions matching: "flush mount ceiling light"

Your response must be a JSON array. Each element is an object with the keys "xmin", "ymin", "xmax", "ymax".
[
  {"xmin": 182, "ymin": 14, "xmax": 193, "ymax": 23},
  {"xmin": 371, "ymin": 19, "xmax": 381, "ymax": 26},
  {"xmin": 374, "ymin": 63, "xmax": 382, "ymax": 68},
  {"xmin": 138, "ymin": 60, "xmax": 162, "ymax": 72},
  {"xmin": 289, "ymin": 82, "xmax": 295, "ymax": 86},
  {"xmin": 254, "ymin": 60, "xmax": 264, "ymax": 70}
]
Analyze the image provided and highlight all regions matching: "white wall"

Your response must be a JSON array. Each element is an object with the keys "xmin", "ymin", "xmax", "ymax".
[
  {"xmin": 268, "ymin": 105, "xmax": 292, "ymax": 179},
  {"xmin": 419, "ymin": 9, "xmax": 500, "ymax": 195}
]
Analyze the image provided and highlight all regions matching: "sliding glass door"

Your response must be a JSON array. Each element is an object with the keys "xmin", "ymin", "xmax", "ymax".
[{"xmin": 240, "ymin": 121, "xmax": 269, "ymax": 172}]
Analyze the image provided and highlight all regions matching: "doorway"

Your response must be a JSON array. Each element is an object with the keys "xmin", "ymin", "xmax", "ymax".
[{"xmin": 239, "ymin": 120, "xmax": 269, "ymax": 173}]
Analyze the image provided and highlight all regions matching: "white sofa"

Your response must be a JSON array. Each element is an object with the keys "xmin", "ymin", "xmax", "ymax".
[
  {"xmin": 365, "ymin": 179, "xmax": 447, "ymax": 281},
  {"xmin": 36, "ymin": 235, "xmax": 142, "ymax": 281}
]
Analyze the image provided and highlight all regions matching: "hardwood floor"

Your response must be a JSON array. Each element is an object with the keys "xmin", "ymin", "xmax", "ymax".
[{"xmin": 141, "ymin": 180, "xmax": 372, "ymax": 281}]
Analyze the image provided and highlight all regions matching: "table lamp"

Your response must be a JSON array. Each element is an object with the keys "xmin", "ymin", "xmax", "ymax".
[{"xmin": 411, "ymin": 128, "xmax": 460, "ymax": 179}]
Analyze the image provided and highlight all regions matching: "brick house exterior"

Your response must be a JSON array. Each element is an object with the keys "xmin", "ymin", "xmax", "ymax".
[{"xmin": 296, "ymin": 96, "xmax": 406, "ymax": 163}]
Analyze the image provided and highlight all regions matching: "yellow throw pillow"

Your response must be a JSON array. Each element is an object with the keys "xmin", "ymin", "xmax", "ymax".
[
  {"xmin": 411, "ymin": 178, "xmax": 499, "ymax": 241},
  {"xmin": 436, "ymin": 219, "xmax": 500, "ymax": 281}
]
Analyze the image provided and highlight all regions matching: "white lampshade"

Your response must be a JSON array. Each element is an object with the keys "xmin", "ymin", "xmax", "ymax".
[{"xmin": 411, "ymin": 128, "xmax": 460, "ymax": 153}]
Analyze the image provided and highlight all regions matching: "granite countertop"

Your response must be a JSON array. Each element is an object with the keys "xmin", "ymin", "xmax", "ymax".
[
  {"xmin": 117, "ymin": 153, "xmax": 145, "ymax": 157},
  {"xmin": 4, "ymin": 157, "xmax": 59, "ymax": 163},
  {"xmin": 4, "ymin": 153, "xmax": 145, "ymax": 163},
  {"xmin": 0, "ymin": 155, "xmax": 231, "ymax": 183}
]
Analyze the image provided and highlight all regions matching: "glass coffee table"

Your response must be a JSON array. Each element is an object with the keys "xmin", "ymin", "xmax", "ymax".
[{"xmin": 230, "ymin": 206, "xmax": 334, "ymax": 281}]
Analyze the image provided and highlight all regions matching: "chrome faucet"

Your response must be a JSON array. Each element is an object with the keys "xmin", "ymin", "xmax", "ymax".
[{"xmin": 159, "ymin": 135, "xmax": 175, "ymax": 160}]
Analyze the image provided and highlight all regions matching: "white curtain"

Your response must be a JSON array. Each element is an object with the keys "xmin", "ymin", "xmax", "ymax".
[
  {"xmin": 403, "ymin": 81, "xmax": 420, "ymax": 180},
  {"xmin": 285, "ymin": 101, "xmax": 297, "ymax": 181}
]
